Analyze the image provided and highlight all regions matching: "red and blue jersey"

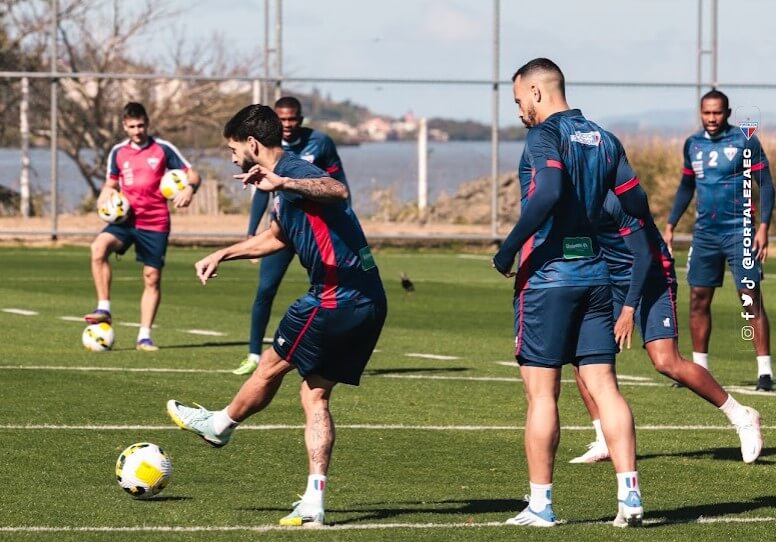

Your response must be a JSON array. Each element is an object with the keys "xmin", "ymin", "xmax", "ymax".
[
  {"xmin": 283, "ymin": 127, "xmax": 348, "ymax": 187},
  {"xmin": 271, "ymin": 153, "xmax": 384, "ymax": 307},
  {"xmin": 679, "ymin": 125, "xmax": 770, "ymax": 234},
  {"xmin": 515, "ymin": 109, "xmax": 639, "ymax": 290},
  {"xmin": 106, "ymin": 136, "xmax": 191, "ymax": 232},
  {"xmin": 598, "ymin": 191, "xmax": 674, "ymax": 284}
]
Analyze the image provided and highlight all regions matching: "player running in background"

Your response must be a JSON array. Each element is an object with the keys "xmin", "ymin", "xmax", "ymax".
[
  {"xmin": 570, "ymin": 192, "xmax": 762, "ymax": 465},
  {"xmin": 492, "ymin": 58, "xmax": 650, "ymax": 528},
  {"xmin": 167, "ymin": 104, "xmax": 386, "ymax": 527},
  {"xmin": 84, "ymin": 102, "xmax": 201, "ymax": 351},
  {"xmin": 663, "ymin": 90, "xmax": 774, "ymax": 391},
  {"xmin": 233, "ymin": 96, "xmax": 350, "ymax": 376}
]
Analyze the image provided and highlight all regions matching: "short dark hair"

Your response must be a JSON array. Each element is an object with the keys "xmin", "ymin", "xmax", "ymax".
[
  {"xmin": 701, "ymin": 88, "xmax": 729, "ymax": 110},
  {"xmin": 274, "ymin": 96, "xmax": 303, "ymax": 114},
  {"xmin": 122, "ymin": 102, "xmax": 148, "ymax": 121},
  {"xmin": 223, "ymin": 104, "xmax": 283, "ymax": 147},
  {"xmin": 511, "ymin": 58, "xmax": 566, "ymax": 96}
]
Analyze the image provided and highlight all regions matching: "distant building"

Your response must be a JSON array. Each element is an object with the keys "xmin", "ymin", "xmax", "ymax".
[{"xmin": 359, "ymin": 117, "xmax": 395, "ymax": 142}]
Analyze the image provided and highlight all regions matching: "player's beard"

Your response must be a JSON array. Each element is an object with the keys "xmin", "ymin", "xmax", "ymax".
[
  {"xmin": 240, "ymin": 157, "xmax": 257, "ymax": 173},
  {"xmin": 521, "ymin": 104, "xmax": 538, "ymax": 128}
]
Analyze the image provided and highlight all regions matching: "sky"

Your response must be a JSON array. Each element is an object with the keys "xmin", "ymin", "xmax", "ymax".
[{"xmin": 157, "ymin": 0, "xmax": 776, "ymax": 130}]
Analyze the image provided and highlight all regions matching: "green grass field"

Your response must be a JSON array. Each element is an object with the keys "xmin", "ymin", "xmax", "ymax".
[{"xmin": 0, "ymin": 245, "xmax": 774, "ymax": 541}]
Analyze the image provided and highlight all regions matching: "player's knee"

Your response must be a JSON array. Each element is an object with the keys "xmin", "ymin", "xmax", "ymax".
[
  {"xmin": 650, "ymin": 352, "xmax": 676, "ymax": 377},
  {"xmin": 143, "ymin": 269, "xmax": 161, "ymax": 289}
]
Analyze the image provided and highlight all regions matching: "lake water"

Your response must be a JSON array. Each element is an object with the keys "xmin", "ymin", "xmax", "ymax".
[{"xmin": 0, "ymin": 140, "xmax": 525, "ymax": 215}]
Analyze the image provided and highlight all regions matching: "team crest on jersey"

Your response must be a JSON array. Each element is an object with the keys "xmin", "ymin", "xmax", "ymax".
[
  {"xmin": 147, "ymin": 157, "xmax": 160, "ymax": 168},
  {"xmin": 723, "ymin": 146, "xmax": 738, "ymax": 161},
  {"xmin": 569, "ymin": 130, "xmax": 601, "ymax": 146},
  {"xmin": 739, "ymin": 121, "xmax": 758, "ymax": 140},
  {"xmin": 301, "ymin": 154, "xmax": 315, "ymax": 163}
]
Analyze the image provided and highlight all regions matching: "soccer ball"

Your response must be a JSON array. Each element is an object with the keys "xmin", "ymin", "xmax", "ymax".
[
  {"xmin": 160, "ymin": 169, "xmax": 189, "ymax": 199},
  {"xmin": 82, "ymin": 322, "xmax": 115, "ymax": 352},
  {"xmin": 115, "ymin": 442, "xmax": 172, "ymax": 499},
  {"xmin": 97, "ymin": 192, "xmax": 131, "ymax": 224}
]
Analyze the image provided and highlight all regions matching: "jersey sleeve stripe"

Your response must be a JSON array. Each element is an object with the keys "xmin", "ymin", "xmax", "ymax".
[
  {"xmin": 154, "ymin": 137, "xmax": 192, "ymax": 168},
  {"xmin": 681, "ymin": 167, "xmax": 694, "ymax": 176},
  {"xmin": 614, "ymin": 176, "xmax": 640, "ymax": 195},
  {"xmin": 546, "ymin": 159, "xmax": 564, "ymax": 170},
  {"xmin": 325, "ymin": 164, "xmax": 341, "ymax": 174},
  {"xmin": 752, "ymin": 162, "xmax": 767, "ymax": 172}
]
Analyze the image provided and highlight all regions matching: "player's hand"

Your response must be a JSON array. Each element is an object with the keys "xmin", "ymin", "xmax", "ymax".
[
  {"xmin": 753, "ymin": 227, "xmax": 769, "ymax": 263},
  {"xmin": 194, "ymin": 252, "xmax": 222, "ymax": 285},
  {"xmin": 234, "ymin": 164, "xmax": 285, "ymax": 192},
  {"xmin": 662, "ymin": 225, "xmax": 674, "ymax": 256},
  {"xmin": 491, "ymin": 255, "xmax": 516, "ymax": 278},
  {"xmin": 173, "ymin": 185, "xmax": 194, "ymax": 208},
  {"xmin": 614, "ymin": 306, "xmax": 635, "ymax": 351},
  {"xmin": 96, "ymin": 187, "xmax": 118, "ymax": 208}
]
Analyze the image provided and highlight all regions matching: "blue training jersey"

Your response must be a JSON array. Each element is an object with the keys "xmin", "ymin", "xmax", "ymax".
[
  {"xmin": 682, "ymin": 124, "xmax": 770, "ymax": 235},
  {"xmin": 248, "ymin": 127, "xmax": 349, "ymax": 235},
  {"xmin": 272, "ymin": 153, "xmax": 384, "ymax": 307},
  {"xmin": 598, "ymin": 192, "xmax": 674, "ymax": 284},
  {"xmin": 515, "ymin": 109, "xmax": 640, "ymax": 290}
]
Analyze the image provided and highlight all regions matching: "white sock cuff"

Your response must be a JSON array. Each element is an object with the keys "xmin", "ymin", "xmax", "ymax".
[
  {"xmin": 212, "ymin": 408, "xmax": 238, "ymax": 435},
  {"xmin": 757, "ymin": 355, "xmax": 772, "ymax": 377},
  {"xmin": 692, "ymin": 352, "xmax": 709, "ymax": 369},
  {"xmin": 97, "ymin": 300, "xmax": 111, "ymax": 312}
]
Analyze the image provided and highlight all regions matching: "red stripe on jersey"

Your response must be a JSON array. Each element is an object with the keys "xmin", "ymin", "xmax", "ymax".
[
  {"xmin": 303, "ymin": 203, "xmax": 339, "ymax": 308},
  {"xmin": 614, "ymin": 176, "xmax": 640, "ymax": 195},
  {"xmin": 681, "ymin": 167, "xmax": 694, "ymax": 176},
  {"xmin": 325, "ymin": 164, "xmax": 341, "ymax": 174},
  {"xmin": 515, "ymin": 290, "xmax": 525, "ymax": 357},
  {"xmin": 546, "ymin": 159, "xmax": 564, "ymax": 170},
  {"xmin": 752, "ymin": 162, "xmax": 767, "ymax": 172},
  {"xmin": 619, "ymin": 227, "xmax": 633, "ymax": 236},
  {"xmin": 514, "ymin": 168, "xmax": 537, "ymax": 292},
  {"xmin": 286, "ymin": 306, "xmax": 319, "ymax": 362}
]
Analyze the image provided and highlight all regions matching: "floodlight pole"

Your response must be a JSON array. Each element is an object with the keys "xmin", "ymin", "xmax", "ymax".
[
  {"xmin": 490, "ymin": 0, "xmax": 500, "ymax": 239},
  {"xmin": 50, "ymin": 0, "xmax": 59, "ymax": 240}
]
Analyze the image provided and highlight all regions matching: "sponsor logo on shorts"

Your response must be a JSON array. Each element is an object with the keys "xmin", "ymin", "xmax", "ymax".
[
  {"xmin": 663, "ymin": 317, "xmax": 671, "ymax": 328},
  {"xmin": 277, "ymin": 336, "xmax": 286, "ymax": 346}
]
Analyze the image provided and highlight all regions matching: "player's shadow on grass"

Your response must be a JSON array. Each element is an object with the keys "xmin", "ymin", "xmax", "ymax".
[
  {"xmin": 364, "ymin": 367, "xmax": 469, "ymax": 376},
  {"xmin": 141, "ymin": 496, "xmax": 193, "ymax": 502},
  {"xmin": 152, "ymin": 341, "xmax": 249, "ymax": 350},
  {"xmin": 598, "ymin": 495, "xmax": 776, "ymax": 528},
  {"xmin": 258, "ymin": 498, "xmax": 524, "ymax": 524},
  {"xmin": 637, "ymin": 446, "xmax": 776, "ymax": 464}
]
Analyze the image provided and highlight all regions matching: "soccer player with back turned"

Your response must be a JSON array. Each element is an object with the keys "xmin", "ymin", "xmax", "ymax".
[{"xmin": 492, "ymin": 58, "xmax": 650, "ymax": 528}]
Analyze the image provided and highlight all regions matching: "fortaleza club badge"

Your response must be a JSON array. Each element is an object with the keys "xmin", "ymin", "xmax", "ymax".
[{"xmin": 736, "ymin": 105, "xmax": 761, "ymax": 141}]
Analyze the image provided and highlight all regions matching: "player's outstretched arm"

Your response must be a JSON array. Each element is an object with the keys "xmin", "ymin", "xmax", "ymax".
[
  {"xmin": 194, "ymin": 221, "xmax": 288, "ymax": 285},
  {"xmin": 492, "ymin": 167, "xmax": 563, "ymax": 276},
  {"xmin": 235, "ymin": 164, "xmax": 348, "ymax": 202}
]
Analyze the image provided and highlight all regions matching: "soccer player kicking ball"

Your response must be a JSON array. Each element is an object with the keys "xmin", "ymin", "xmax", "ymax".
[
  {"xmin": 166, "ymin": 105, "xmax": 387, "ymax": 527},
  {"xmin": 569, "ymin": 192, "xmax": 762, "ymax": 465},
  {"xmin": 493, "ymin": 58, "xmax": 650, "ymax": 528}
]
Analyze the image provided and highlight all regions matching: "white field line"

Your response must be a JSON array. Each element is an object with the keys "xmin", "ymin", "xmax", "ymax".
[
  {"xmin": 2, "ymin": 516, "xmax": 776, "ymax": 532},
  {"xmin": 381, "ymin": 374, "xmax": 663, "ymax": 386},
  {"xmin": 178, "ymin": 329, "xmax": 227, "ymax": 336},
  {"xmin": 405, "ymin": 353, "xmax": 461, "ymax": 360},
  {"xmin": 2, "ymin": 308, "xmax": 38, "ymax": 316},
  {"xmin": 457, "ymin": 254, "xmax": 491, "ymax": 260},
  {"xmin": 494, "ymin": 362, "xmax": 654, "ymax": 382},
  {"xmin": 1, "ymin": 423, "xmax": 774, "ymax": 431},
  {"xmin": 0, "ymin": 365, "xmax": 233, "ymax": 374},
  {"xmin": 59, "ymin": 316, "xmax": 86, "ymax": 322}
]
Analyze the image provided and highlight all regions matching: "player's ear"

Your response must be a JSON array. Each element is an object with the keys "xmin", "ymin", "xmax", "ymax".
[{"xmin": 532, "ymin": 84, "xmax": 542, "ymax": 103}]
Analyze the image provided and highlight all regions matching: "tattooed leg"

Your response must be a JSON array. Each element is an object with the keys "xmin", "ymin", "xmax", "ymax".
[{"xmin": 301, "ymin": 375, "xmax": 337, "ymax": 475}]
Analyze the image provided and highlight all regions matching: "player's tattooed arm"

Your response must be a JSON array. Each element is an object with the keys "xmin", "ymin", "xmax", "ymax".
[
  {"xmin": 281, "ymin": 177, "xmax": 349, "ymax": 202},
  {"xmin": 235, "ymin": 164, "xmax": 348, "ymax": 202}
]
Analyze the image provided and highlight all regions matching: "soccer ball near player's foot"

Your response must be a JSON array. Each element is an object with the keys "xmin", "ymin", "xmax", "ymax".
[
  {"xmin": 97, "ymin": 192, "xmax": 131, "ymax": 224},
  {"xmin": 160, "ymin": 169, "xmax": 189, "ymax": 199},
  {"xmin": 115, "ymin": 442, "xmax": 172, "ymax": 499},
  {"xmin": 82, "ymin": 322, "xmax": 115, "ymax": 352}
]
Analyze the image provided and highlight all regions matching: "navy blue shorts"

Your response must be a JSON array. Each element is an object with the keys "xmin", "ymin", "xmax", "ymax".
[
  {"xmin": 613, "ymin": 277, "xmax": 679, "ymax": 345},
  {"xmin": 104, "ymin": 224, "xmax": 169, "ymax": 269},
  {"xmin": 687, "ymin": 232, "xmax": 762, "ymax": 288},
  {"xmin": 274, "ymin": 294, "xmax": 387, "ymax": 385},
  {"xmin": 513, "ymin": 285, "xmax": 617, "ymax": 367}
]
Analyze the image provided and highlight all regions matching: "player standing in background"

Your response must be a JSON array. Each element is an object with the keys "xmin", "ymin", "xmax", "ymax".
[
  {"xmin": 84, "ymin": 102, "xmax": 201, "ymax": 351},
  {"xmin": 233, "ymin": 96, "xmax": 350, "ymax": 376},
  {"xmin": 570, "ymin": 192, "xmax": 762, "ymax": 465},
  {"xmin": 492, "ymin": 58, "xmax": 650, "ymax": 528},
  {"xmin": 167, "ymin": 104, "xmax": 386, "ymax": 527},
  {"xmin": 663, "ymin": 90, "xmax": 774, "ymax": 391}
]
